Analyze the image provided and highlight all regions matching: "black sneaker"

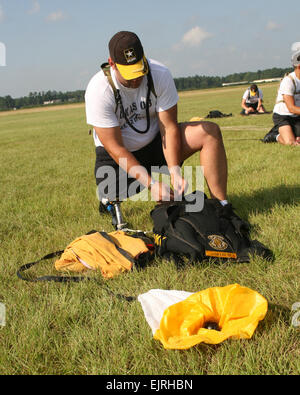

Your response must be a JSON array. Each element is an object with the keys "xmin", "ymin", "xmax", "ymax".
[{"xmin": 261, "ymin": 127, "xmax": 279, "ymax": 143}]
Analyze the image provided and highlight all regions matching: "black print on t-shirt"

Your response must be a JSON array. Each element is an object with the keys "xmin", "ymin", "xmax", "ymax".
[
  {"xmin": 119, "ymin": 99, "xmax": 153, "ymax": 130},
  {"xmin": 120, "ymin": 102, "xmax": 137, "ymax": 119},
  {"xmin": 140, "ymin": 98, "xmax": 152, "ymax": 109}
]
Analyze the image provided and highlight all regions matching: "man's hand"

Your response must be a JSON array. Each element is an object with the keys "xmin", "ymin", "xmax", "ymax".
[
  {"xmin": 150, "ymin": 181, "xmax": 174, "ymax": 202},
  {"xmin": 294, "ymin": 137, "xmax": 300, "ymax": 146},
  {"xmin": 245, "ymin": 107, "xmax": 255, "ymax": 114},
  {"xmin": 170, "ymin": 169, "xmax": 188, "ymax": 200}
]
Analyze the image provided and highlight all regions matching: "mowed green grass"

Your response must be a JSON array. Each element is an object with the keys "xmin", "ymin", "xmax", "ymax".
[{"xmin": 0, "ymin": 83, "xmax": 299, "ymax": 375}]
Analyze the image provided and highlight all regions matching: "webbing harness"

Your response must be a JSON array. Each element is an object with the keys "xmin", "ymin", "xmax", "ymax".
[
  {"xmin": 16, "ymin": 231, "xmax": 134, "ymax": 284},
  {"xmin": 101, "ymin": 62, "xmax": 157, "ymax": 134},
  {"xmin": 17, "ymin": 248, "xmax": 136, "ymax": 302},
  {"xmin": 276, "ymin": 73, "xmax": 300, "ymax": 104},
  {"xmin": 247, "ymin": 88, "xmax": 259, "ymax": 102},
  {"xmin": 16, "ymin": 229, "xmax": 154, "ymax": 302}
]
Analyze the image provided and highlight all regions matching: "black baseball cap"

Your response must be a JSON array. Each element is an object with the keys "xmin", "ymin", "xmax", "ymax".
[{"xmin": 108, "ymin": 31, "xmax": 148, "ymax": 80}]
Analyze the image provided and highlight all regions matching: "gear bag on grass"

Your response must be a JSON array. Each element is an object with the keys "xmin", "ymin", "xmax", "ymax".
[
  {"xmin": 17, "ymin": 230, "xmax": 154, "ymax": 282},
  {"xmin": 150, "ymin": 191, "xmax": 272, "ymax": 263},
  {"xmin": 205, "ymin": 110, "xmax": 232, "ymax": 119}
]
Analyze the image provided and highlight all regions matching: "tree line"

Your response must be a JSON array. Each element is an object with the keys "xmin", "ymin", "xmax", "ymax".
[
  {"xmin": 0, "ymin": 90, "xmax": 85, "ymax": 111},
  {"xmin": 174, "ymin": 67, "xmax": 292, "ymax": 91},
  {"xmin": 0, "ymin": 67, "xmax": 293, "ymax": 111}
]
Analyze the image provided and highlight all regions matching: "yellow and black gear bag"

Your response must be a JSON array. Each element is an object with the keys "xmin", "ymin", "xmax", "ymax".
[
  {"xmin": 17, "ymin": 230, "xmax": 154, "ymax": 282},
  {"xmin": 151, "ymin": 191, "xmax": 273, "ymax": 265}
]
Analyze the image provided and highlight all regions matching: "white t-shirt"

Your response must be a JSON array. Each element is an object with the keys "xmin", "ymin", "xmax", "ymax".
[
  {"xmin": 242, "ymin": 88, "xmax": 263, "ymax": 104},
  {"xmin": 273, "ymin": 72, "xmax": 300, "ymax": 116},
  {"xmin": 85, "ymin": 58, "xmax": 179, "ymax": 152}
]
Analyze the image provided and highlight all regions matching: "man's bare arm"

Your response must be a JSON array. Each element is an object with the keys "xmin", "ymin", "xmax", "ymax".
[
  {"xmin": 158, "ymin": 104, "xmax": 188, "ymax": 196},
  {"xmin": 283, "ymin": 94, "xmax": 300, "ymax": 115},
  {"xmin": 94, "ymin": 126, "xmax": 152, "ymax": 187},
  {"xmin": 94, "ymin": 126, "xmax": 174, "ymax": 200}
]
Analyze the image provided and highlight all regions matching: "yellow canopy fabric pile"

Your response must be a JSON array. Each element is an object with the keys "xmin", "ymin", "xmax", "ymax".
[
  {"xmin": 189, "ymin": 116, "xmax": 204, "ymax": 122},
  {"xmin": 154, "ymin": 284, "xmax": 268, "ymax": 349},
  {"xmin": 55, "ymin": 231, "xmax": 149, "ymax": 279}
]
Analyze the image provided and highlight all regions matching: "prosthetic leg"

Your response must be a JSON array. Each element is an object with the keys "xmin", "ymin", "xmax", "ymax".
[{"xmin": 100, "ymin": 198, "xmax": 127, "ymax": 230}]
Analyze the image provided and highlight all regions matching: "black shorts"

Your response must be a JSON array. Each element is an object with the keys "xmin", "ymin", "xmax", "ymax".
[
  {"xmin": 240, "ymin": 102, "xmax": 259, "ymax": 115},
  {"xmin": 273, "ymin": 113, "xmax": 300, "ymax": 137},
  {"xmin": 95, "ymin": 132, "xmax": 168, "ymax": 201},
  {"xmin": 246, "ymin": 102, "xmax": 259, "ymax": 110}
]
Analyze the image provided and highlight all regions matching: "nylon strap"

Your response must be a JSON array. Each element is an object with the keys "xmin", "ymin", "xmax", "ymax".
[
  {"xmin": 16, "ymin": 231, "xmax": 137, "ymax": 301},
  {"xmin": 16, "ymin": 250, "xmax": 83, "ymax": 283},
  {"xmin": 100, "ymin": 62, "xmax": 156, "ymax": 134},
  {"xmin": 276, "ymin": 73, "xmax": 300, "ymax": 104}
]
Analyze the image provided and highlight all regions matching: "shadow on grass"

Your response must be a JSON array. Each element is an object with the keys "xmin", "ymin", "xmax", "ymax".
[
  {"xmin": 119, "ymin": 184, "xmax": 299, "ymax": 229},
  {"xmin": 266, "ymin": 303, "xmax": 292, "ymax": 325},
  {"xmin": 230, "ymin": 184, "xmax": 300, "ymax": 221},
  {"xmin": 255, "ymin": 302, "xmax": 292, "ymax": 335}
]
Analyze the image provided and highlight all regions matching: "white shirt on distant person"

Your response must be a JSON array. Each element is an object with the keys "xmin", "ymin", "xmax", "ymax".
[
  {"xmin": 242, "ymin": 88, "xmax": 263, "ymax": 104},
  {"xmin": 273, "ymin": 71, "xmax": 300, "ymax": 117}
]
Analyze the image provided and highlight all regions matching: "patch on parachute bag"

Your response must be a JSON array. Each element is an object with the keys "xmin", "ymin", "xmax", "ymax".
[
  {"xmin": 205, "ymin": 235, "xmax": 237, "ymax": 259},
  {"xmin": 208, "ymin": 235, "xmax": 228, "ymax": 250}
]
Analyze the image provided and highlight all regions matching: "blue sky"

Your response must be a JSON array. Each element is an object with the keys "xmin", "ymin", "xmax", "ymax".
[{"xmin": 0, "ymin": 0, "xmax": 299, "ymax": 97}]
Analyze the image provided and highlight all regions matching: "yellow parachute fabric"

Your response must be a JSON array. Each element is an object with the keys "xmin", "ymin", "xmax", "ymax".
[
  {"xmin": 189, "ymin": 116, "xmax": 204, "ymax": 122},
  {"xmin": 154, "ymin": 284, "xmax": 268, "ymax": 349},
  {"xmin": 54, "ymin": 231, "xmax": 149, "ymax": 279}
]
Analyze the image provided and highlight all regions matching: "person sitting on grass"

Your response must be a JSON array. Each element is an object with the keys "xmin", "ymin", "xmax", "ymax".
[
  {"xmin": 264, "ymin": 42, "xmax": 300, "ymax": 146},
  {"xmin": 240, "ymin": 84, "xmax": 266, "ymax": 115}
]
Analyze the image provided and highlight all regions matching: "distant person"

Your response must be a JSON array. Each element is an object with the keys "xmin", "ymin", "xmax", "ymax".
[
  {"xmin": 263, "ymin": 42, "xmax": 300, "ymax": 145},
  {"xmin": 240, "ymin": 84, "xmax": 266, "ymax": 115},
  {"xmin": 84, "ymin": 31, "xmax": 249, "ymax": 231}
]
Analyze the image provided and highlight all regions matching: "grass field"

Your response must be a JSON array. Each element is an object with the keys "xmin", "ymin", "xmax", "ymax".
[{"xmin": 0, "ymin": 83, "xmax": 299, "ymax": 375}]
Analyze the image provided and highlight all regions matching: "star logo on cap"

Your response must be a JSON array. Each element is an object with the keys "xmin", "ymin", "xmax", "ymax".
[{"xmin": 124, "ymin": 48, "xmax": 137, "ymax": 63}]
